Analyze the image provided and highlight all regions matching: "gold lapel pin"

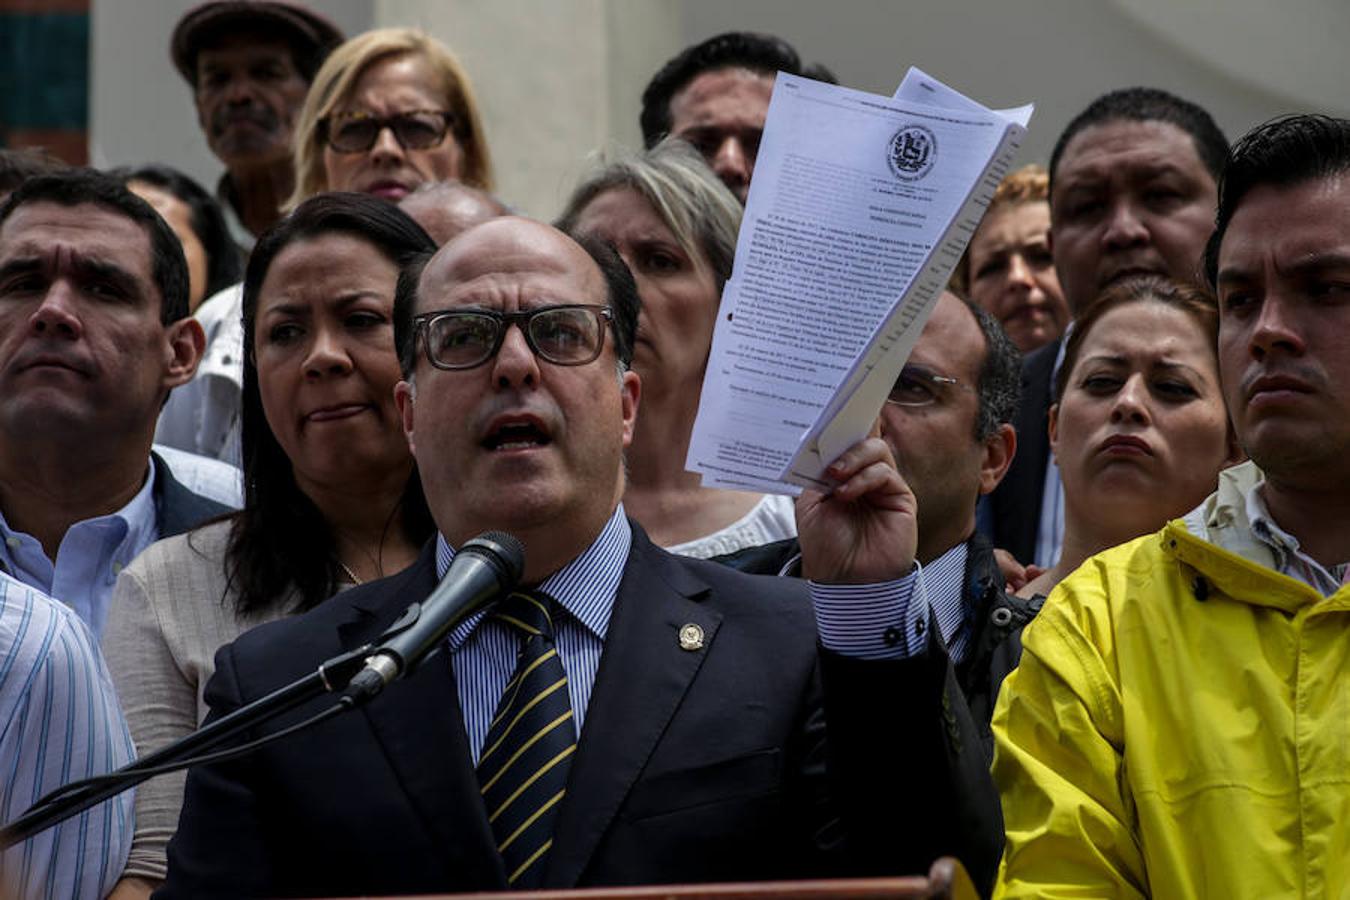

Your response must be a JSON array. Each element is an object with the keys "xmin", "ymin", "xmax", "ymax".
[{"xmin": 678, "ymin": 623, "xmax": 704, "ymax": 651}]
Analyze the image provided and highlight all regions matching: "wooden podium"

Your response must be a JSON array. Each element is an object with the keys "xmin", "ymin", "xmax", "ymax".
[{"xmin": 339, "ymin": 857, "xmax": 978, "ymax": 900}]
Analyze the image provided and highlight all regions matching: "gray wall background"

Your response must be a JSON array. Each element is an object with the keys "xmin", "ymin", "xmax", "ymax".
[{"xmin": 91, "ymin": 0, "xmax": 1350, "ymax": 220}]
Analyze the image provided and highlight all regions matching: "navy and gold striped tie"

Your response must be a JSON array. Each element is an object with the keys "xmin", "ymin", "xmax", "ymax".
[{"xmin": 477, "ymin": 590, "xmax": 576, "ymax": 888}]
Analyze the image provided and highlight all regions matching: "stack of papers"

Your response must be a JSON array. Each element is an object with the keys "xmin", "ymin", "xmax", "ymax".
[{"xmin": 686, "ymin": 68, "xmax": 1032, "ymax": 494}]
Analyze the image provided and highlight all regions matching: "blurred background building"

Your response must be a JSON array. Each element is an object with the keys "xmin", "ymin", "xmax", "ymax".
[{"xmin": 4, "ymin": 0, "xmax": 1344, "ymax": 219}]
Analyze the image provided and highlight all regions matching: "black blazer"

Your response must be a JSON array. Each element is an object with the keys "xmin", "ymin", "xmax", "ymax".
[
  {"xmin": 151, "ymin": 451, "xmax": 232, "ymax": 538},
  {"xmin": 160, "ymin": 526, "xmax": 1001, "ymax": 898},
  {"xmin": 715, "ymin": 532, "xmax": 1043, "ymax": 759},
  {"xmin": 985, "ymin": 337, "xmax": 1059, "ymax": 565}
]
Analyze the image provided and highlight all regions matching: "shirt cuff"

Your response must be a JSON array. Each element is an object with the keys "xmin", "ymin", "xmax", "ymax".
[{"xmin": 809, "ymin": 563, "xmax": 931, "ymax": 659}]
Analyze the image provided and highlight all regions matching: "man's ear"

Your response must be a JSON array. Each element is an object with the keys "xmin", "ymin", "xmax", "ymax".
[
  {"xmin": 395, "ymin": 379, "xmax": 416, "ymax": 455},
  {"xmin": 163, "ymin": 317, "xmax": 206, "ymax": 389},
  {"xmin": 619, "ymin": 369, "xmax": 641, "ymax": 449},
  {"xmin": 978, "ymin": 423, "xmax": 1017, "ymax": 495}
]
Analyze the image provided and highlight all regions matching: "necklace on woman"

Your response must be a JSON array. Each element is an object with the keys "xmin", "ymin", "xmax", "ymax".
[{"xmin": 337, "ymin": 559, "xmax": 364, "ymax": 586}]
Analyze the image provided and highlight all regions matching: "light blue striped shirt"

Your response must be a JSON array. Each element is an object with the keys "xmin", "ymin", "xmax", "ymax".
[
  {"xmin": 441, "ymin": 508, "xmax": 631, "ymax": 764},
  {"xmin": 0, "ymin": 571, "xmax": 135, "ymax": 900},
  {"xmin": 441, "ymin": 506, "xmax": 920, "ymax": 760}
]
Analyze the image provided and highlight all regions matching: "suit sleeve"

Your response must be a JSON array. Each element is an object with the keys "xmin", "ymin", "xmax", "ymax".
[
  {"xmin": 156, "ymin": 642, "xmax": 273, "ymax": 900},
  {"xmin": 990, "ymin": 579, "xmax": 1146, "ymax": 899},
  {"xmin": 820, "ymin": 631, "xmax": 1003, "ymax": 897}
]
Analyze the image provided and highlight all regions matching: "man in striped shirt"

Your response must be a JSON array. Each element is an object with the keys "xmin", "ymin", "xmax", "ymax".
[{"xmin": 0, "ymin": 571, "xmax": 136, "ymax": 899}]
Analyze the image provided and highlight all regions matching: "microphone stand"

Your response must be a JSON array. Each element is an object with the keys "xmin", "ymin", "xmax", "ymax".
[
  {"xmin": 0, "ymin": 642, "xmax": 375, "ymax": 849},
  {"xmin": 2, "ymin": 531, "xmax": 525, "ymax": 850}
]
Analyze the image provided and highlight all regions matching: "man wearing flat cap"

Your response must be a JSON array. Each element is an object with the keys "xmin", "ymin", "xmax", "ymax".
[{"xmin": 171, "ymin": 0, "xmax": 342, "ymax": 246}]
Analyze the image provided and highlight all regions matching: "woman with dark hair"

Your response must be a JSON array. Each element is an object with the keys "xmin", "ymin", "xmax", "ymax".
[
  {"xmin": 1015, "ymin": 275, "xmax": 1242, "ymax": 599},
  {"xmin": 113, "ymin": 163, "xmax": 242, "ymax": 310},
  {"xmin": 102, "ymin": 192, "xmax": 436, "ymax": 896}
]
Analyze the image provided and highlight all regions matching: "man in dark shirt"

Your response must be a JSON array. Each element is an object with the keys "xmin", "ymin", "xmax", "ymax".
[{"xmin": 169, "ymin": 1, "xmax": 342, "ymax": 244}]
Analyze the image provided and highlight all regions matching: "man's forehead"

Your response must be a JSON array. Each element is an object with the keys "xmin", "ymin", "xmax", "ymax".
[
  {"xmin": 1056, "ymin": 119, "xmax": 1207, "ymax": 183},
  {"xmin": 672, "ymin": 68, "xmax": 774, "ymax": 119},
  {"xmin": 913, "ymin": 294, "xmax": 983, "ymax": 371},
  {"xmin": 1220, "ymin": 177, "xmax": 1350, "ymax": 272},
  {"xmin": 0, "ymin": 202, "xmax": 151, "ymax": 266},
  {"xmin": 419, "ymin": 218, "xmax": 602, "ymax": 308}
]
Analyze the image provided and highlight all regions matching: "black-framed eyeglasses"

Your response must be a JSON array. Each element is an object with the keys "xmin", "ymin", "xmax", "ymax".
[
  {"xmin": 320, "ymin": 109, "xmax": 456, "ymax": 153},
  {"xmin": 413, "ymin": 304, "xmax": 614, "ymax": 370},
  {"xmin": 886, "ymin": 363, "xmax": 974, "ymax": 407}
]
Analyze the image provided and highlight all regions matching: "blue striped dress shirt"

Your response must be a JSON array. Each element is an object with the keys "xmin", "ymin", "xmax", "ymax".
[
  {"xmin": 440, "ymin": 505, "xmax": 921, "ymax": 761},
  {"xmin": 0, "ymin": 572, "xmax": 135, "ymax": 900},
  {"xmin": 440, "ymin": 508, "xmax": 631, "ymax": 764},
  {"xmin": 814, "ymin": 542, "xmax": 970, "ymax": 664}
]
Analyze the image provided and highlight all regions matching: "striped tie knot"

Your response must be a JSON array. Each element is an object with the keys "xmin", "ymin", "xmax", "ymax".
[
  {"xmin": 493, "ymin": 590, "xmax": 559, "ymax": 643},
  {"xmin": 477, "ymin": 588, "xmax": 575, "ymax": 888}
]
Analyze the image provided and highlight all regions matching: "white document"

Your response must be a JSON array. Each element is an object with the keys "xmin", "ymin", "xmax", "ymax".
[{"xmin": 686, "ymin": 70, "xmax": 1032, "ymax": 492}]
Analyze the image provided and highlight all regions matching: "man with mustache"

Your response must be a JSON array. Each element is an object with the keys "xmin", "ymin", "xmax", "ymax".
[
  {"xmin": 0, "ymin": 169, "xmax": 225, "ymax": 638},
  {"xmin": 991, "ymin": 113, "xmax": 1350, "ymax": 896},
  {"xmin": 161, "ymin": 217, "xmax": 1002, "ymax": 897},
  {"xmin": 983, "ymin": 87, "xmax": 1228, "ymax": 576},
  {"xmin": 170, "ymin": 1, "xmax": 342, "ymax": 246}
]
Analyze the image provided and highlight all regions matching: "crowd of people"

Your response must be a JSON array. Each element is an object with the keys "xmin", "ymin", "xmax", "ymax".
[{"xmin": 1, "ymin": 3, "xmax": 1347, "ymax": 898}]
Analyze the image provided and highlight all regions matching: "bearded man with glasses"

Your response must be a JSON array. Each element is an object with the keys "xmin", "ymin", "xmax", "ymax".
[{"xmin": 161, "ymin": 219, "xmax": 1002, "ymax": 897}]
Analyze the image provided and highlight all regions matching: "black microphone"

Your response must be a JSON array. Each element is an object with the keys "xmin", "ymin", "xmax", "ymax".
[{"xmin": 343, "ymin": 532, "xmax": 525, "ymax": 704}]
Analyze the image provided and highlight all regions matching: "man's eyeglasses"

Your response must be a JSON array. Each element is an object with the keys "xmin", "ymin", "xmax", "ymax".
[
  {"xmin": 413, "ymin": 305, "xmax": 613, "ymax": 371},
  {"xmin": 886, "ymin": 364, "xmax": 974, "ymax": 407},
  {"xmin": 320, "ymin": 110, "xmax": 456, "ymax": 154}
]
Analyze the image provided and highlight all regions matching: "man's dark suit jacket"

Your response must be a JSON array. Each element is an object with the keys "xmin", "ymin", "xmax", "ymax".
[
  {"xmin": 160, "ymin": 525, "xmax": 1002, "ymax": 898},
  {"xmin": 984, "ymin": 337, "xmax": 1059, "ymax": 565},
  {"xmin": 714, "ymin": 531, "xmax": 1043, "ymax": 759},
  {"xmin": 151, "ymin": 451, "xmax": 231, "ymax": 537}
]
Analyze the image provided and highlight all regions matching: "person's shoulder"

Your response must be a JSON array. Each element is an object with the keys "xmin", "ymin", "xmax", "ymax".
[
  {"xmin": 130, "ymin": 517, "xmax": 234, "ymax": 570},
  {"xmin": 0, "ymin": 574, "xmax": 102, "ymax": 692},
  {"xmin": 1030, "ymin": 532, "xmax": 1174, "ymax": 659},
  {"xmin": 118, "ymin": 518, "xmax": 234, "ymax": 606},
  {"xmin": 634, "ymin": 531, "xmax": 812, "ymax": 619},
  {"xmin": 152, "ymin": 446, "xmax": 243, "ymax": 511},
  {"xmin": 225, "ymin": 547, "xmax": 436, "ymax": 667}
]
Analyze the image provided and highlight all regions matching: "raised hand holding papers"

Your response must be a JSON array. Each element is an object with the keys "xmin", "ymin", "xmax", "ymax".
[{"xmin": 686, "ymin": 68, "xmax": 1032, "ymax": 492}]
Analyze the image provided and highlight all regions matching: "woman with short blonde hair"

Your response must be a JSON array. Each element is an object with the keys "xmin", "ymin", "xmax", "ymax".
[{"xmin": 288, "ymin": 27, "xmax": 493, "ymax": 208}]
